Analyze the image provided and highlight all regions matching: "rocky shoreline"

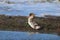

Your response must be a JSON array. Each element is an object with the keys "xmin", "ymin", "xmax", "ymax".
[{"xmin": 0, "ymin": 15, "xmax": 60, "ymax": 35}]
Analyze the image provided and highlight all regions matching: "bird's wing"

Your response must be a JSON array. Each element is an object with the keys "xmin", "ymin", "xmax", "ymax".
[{"xmin": 32, "ymin": 21, "xmax": 38, "ymax": 26}]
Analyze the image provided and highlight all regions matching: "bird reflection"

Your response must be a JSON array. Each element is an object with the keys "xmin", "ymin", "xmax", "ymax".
[{"xmin": 27, "ymin": 32, "xmax": 39, "ymax": 36}]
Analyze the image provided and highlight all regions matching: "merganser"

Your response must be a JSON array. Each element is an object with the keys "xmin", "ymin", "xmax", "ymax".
[{"xmin": 28, "ymin": 13, "xmax": 40, "ymax": 29}]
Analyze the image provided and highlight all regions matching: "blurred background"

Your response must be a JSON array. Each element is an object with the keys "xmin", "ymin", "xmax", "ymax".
[{"xmin": 0, "ymin": 0, "xmax": 60, "ymax": 16}]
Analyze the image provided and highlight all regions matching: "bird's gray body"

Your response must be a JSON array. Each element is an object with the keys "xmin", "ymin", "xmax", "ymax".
[{"xmin": 28, "ymin": 17, "xmax": 40, "ymax": 29}]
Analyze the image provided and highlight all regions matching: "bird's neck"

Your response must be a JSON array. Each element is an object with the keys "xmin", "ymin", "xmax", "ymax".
[{"xmin": 28, "ymin": 17, "xmax": 33, "ymax": 22}]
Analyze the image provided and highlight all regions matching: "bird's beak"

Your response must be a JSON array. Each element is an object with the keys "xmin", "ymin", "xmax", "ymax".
[
  {"xmin": 33, "ymin": 14, "xmax": 36, "ymax": 16},
  {"xmin": 34, "ymin": 14, "xmax": 36, "ymax": 15}
]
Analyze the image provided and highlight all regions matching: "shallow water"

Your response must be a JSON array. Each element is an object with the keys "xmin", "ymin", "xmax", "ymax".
[{"xmin": 0, "ymin": 31, "xmax": 60, "ymax": 40}]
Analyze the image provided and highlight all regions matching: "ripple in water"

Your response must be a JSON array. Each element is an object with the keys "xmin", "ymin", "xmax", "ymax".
[{"xmin": 0, "ymin": 31, "xmax": 60, "ymax": 40}]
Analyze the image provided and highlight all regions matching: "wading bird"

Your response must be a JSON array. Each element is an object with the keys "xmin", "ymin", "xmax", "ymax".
[{"xmin": 28, "ymin": 13, "xmax": 40, "ymax": 29}]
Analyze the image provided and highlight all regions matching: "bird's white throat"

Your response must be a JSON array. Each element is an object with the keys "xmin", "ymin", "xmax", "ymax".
[{"xmin": 28, "ymin": 16, "xmax": 33, "ymax": 22}]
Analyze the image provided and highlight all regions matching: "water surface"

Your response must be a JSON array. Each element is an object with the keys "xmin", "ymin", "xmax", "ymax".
[
  {"xmin": 0, "ymin": 31, "xmax": 60, "ymax": 40},
  {"xmin": 0, "ymin": 3, "xmax": 60, "ymax": 16}
]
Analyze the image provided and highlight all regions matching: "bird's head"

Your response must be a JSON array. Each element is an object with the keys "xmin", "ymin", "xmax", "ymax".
[{"xmin": 28, "ymin": 13, "xmax": 35, "ymax": 19}]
